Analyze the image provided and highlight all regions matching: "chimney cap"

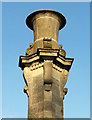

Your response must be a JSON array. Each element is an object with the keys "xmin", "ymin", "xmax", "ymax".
[{"xmin": 26, "ymin": 9, "xmax": 66, "ymax": 30}]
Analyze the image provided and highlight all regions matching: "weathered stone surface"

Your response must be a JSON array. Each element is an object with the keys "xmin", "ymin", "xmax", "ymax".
[
  {"xmin": 19, "ymin": 9, "xmax": 74, "ymax": 119},
  {"xmin": 44, "ymin": 60, "xmax": 52, "ymax": 84}
]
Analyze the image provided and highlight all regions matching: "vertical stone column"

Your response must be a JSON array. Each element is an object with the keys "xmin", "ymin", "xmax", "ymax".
[{"xmin": 19, "ymin": 10, "xmax": 74, "ymax": 119}]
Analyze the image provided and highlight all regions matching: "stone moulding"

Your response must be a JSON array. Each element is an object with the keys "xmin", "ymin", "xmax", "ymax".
[{"xmin": 19, "ymin": 48, "xmax": 73, "ymax": 70}]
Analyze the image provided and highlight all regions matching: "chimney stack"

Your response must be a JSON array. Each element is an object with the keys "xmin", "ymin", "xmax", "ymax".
[{"xmin": 19, "ymin": 10, "xmax": 74, "ymax": 119}]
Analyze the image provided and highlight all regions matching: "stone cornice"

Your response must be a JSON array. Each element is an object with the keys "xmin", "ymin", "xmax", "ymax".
[{"xmin": 19, "ymin": 48, "xmax": 74, "ymax": 70}]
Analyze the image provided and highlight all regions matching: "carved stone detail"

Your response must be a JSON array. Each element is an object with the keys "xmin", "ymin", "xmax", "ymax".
[
  {"xmin": 44, "ymin": 60, "xmax": 53, "ymax": 84},
  {"xmin": 63, "ymin": 88, "xmax": 68, "ymax": 99},
  {"xmin": 26, "ymin": 43, "xmax": 34, "ymax": 55}
]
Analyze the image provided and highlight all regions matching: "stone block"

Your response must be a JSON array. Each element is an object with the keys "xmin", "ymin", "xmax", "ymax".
[
  {"xmin": 44, "ymin": 91, "xmax": 52, "ymax": 101},
  {"xmin": 31, "ymin": 92, "xmax": 44, "ymax": 104},
  {"xmin": 44, "ymin": 111, "xmax": 52, "ymax": 118},
  {"xmin": 44, "ymin": 84, "xmax": 52, "ymax": 91},
  {"xmin": 52, "ymin": 103, "xmax": 62, "ymax": 118},
  {"xmin": 44, "ymin": 101, "xmax": 52, "ymax": 111}
]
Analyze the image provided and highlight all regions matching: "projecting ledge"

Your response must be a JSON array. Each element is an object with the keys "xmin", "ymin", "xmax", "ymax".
[{"xmin": 19, "ymin": 48, "xmax": 74, "ymax": 70}]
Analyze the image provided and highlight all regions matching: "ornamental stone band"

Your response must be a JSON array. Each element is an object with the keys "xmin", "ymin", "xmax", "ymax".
[{"xmin": 19, "ymin": 10, "xmax": 74, "ymax": 119}]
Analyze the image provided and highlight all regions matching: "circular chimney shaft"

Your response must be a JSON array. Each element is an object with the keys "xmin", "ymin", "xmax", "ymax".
[{"xmin": 26, "ymin": 10, "xmax": 66, "ymax": 51}]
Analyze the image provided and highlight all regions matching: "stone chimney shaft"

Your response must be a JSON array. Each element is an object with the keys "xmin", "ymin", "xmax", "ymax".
[{"xmin": 19, "ymin": 10, "xmax": 74, "ymax": 119}]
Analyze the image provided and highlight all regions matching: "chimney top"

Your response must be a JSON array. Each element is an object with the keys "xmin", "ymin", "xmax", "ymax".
[{"xmin": 26, "ymin": 9, "xmax": 66, "ymax": 30}]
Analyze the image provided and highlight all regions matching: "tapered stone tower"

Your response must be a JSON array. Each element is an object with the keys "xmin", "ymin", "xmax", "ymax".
[{"xmin": 19, "ymin": 10, "xmax": 74, "ymax": 119}]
